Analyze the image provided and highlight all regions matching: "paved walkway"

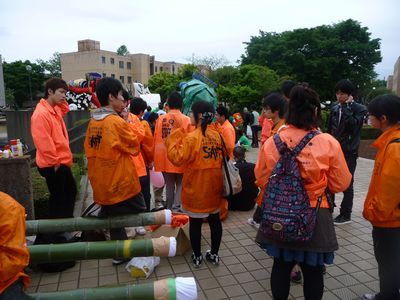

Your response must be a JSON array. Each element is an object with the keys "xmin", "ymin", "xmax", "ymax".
[{"xmin": 26, "ymin": 147, "xmax": 377, "ymax": 300}]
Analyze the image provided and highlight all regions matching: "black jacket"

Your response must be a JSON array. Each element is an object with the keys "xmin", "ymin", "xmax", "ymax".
[{"xmin": 327, "ymin": 101, "xmax": 367, "ymax": 155}]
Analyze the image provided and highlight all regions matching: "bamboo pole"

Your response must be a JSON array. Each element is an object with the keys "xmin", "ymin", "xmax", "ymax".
[
  {"xmin": 29, "ymin": 237, "xmax": 176, "ymax": 263},
  {"xmin": 27, "ymin": 277, "xmax": 197, "ymax": 300},
  {"xmin": 26, "ymin": 210, "xmax": 172, "ymax": 235}
]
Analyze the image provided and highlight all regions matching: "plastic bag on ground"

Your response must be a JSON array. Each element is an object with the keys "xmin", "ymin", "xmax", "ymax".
[{"xmin": 125, "ymin": 256, "xmax": 160, "ymax": 278}]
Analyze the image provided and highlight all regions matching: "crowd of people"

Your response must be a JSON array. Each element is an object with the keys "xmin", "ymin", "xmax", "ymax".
[{"xmin": 1, "ymin": 76, "xmax": 400, "ymax": 300}]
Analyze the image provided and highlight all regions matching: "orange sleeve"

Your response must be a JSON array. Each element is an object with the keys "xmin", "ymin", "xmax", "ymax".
[
  {"xmin": 221, "ymin": 123, "xmax": 235, "ymax": 158},
  {"xmin": 111, "ymin": 119, "xmax": 140, "ymax": 157},
  {"xmin": 141, "ymin": 121, "xmax": 154, "ymax": 165},
  {"xmin": 326, "ymin": 139, "xmax": 352, "ymax": 194},
  {"xmin": 58, "ymin": 100, "xmax": 70, "ymax": 117},
  {"xmin": 254, "ymin": 137, "xmax": 277, "ymax": 190},
  {"xmin": 165, "ymin": 128, "xmax": 196, "ymax": 167},
  {"xmin": 31, "ymin": 113, "xmax": 60, "ymax": 166},
  {"xmin": 127, "ymin": 114, "xmax": 145, "ymax": 143}
]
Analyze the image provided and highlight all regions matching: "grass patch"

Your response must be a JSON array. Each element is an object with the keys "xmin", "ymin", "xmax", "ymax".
[{"xmin": 32, "ymin": 154, "xmax": 85, "ymax": 219}]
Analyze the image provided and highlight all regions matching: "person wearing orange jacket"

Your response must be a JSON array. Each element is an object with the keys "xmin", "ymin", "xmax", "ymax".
[
  {"xmin": 31, "ymin": 78, "xmax": 77, "ymax": 219},
  {"xmin": 0, "ymin": 192, "xmax": 30, "ymax": 299},
  {"xmin": 215, "ymin": 105, "xmax": 235, "ymax": 159},
  {"xmin": 153, "ymin": 92, "xmax": 191, "ymax": 211},
  {"xmin": 129, "ymin": 96, "xmax": 154, "ymax": 213},
  {"xmin": 362, "ymin": 95, "xmax": 400, "ymax": 300},
  {"xmin": 255, "ymin": 85, "xmax": 351, "ymax": 300},
  {"xmin": 166, "ymin": 100, "xmax": 224, "ymax": 268},
  {"xmin": 84, "ymin": 78, "xmax": 146, "ymax": 265}
]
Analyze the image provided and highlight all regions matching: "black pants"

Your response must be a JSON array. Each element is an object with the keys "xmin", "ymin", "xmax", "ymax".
[
  {"xmin": 99, "ymin": 193, "xmax": 146, "ymax": 240},
  {"xmin": 38, "ymin": 165, "xmax": 76, "ymax": 218},
  {"xmin": 271, "ymin": 258, "xmax": 324, "ymax": 300},
  {"xmin": 339, "ymin": 154, "xmax": 357, "ymax": 218},
  {"xmin": 372, "ymin": 227, "xmax": 400, "ymax": 300},
  {"xmin": 139, "ymin": 168, "xmax": 151, "ymax": 212},
  {"xmin": 251, "ymin": 125, "xmax": 260, "ymax": 147},
  {"xmin": 189, "ymin": 213, "xmax": 222, "ymax": 257},
  {"xmin": 0, "ymin": 278, "xmax": 27, "ymax": 300}
]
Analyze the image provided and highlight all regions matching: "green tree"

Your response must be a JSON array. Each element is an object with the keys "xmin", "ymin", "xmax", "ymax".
[
  {"xmin": 3, "ymin": 60, "xmax": 46, "ymax": 108},
  {"xmin": 177, "ymin": 64, "xmax": 200, "ymax": 81},
  {"xmin": 147, "ymin": 72, "xmax": 180, "ymax": 101},
  {"xmin": 117, "ymin": 45, "xmax": 130, "ymax": 56},
  {"xmin": 241, "ymin": 19, "xmax": 382, "ymax": 100},
  {"xmin": 37, "ymin": 52, "xmax": 61, "ymax": 77}
]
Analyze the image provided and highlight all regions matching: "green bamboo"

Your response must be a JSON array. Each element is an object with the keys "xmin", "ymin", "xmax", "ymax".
[
  {"xmin": 29, "ymin": 237, "xmax": 174, "ymax": 263},
  {"xmin": 27, "ymin": 278, "xmax": 178, "ymax": 300},
  {"xmin": 26, "ymin": 210, "xmax": 171, "ymax": 235}
]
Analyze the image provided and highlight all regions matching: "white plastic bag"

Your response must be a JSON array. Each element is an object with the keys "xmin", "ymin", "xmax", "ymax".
[{"xmin": 125, "ymin": 256, "xmax": 160, "ymax": 278}]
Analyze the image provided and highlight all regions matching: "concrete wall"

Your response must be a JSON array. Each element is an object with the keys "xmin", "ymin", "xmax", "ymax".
[
  {"xmin": 0, "ymin": 156, "xmax": 34, "ymax": 219},
  {"xmin": 5, "ymin": 110, "xmax": 90, "ymax": 151}
]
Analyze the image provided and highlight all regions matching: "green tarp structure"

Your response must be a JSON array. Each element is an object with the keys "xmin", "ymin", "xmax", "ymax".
[{"xmin": 181, "ymin": 79, "xmax": 218, "ymax": 115}]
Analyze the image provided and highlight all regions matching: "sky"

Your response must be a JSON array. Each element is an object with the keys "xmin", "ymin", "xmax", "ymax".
[{"xmin": 0, "ymin": 0, "xmax": 399, "ymax": 80}]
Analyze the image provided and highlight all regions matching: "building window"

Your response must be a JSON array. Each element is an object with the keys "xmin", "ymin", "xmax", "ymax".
[
  {"xmin": 160, "ymin": 66, "xmax": 163, "ymax": 72},
  {"xmin": 127, "ymin": 62, "xmax": 131, "ymax": 69},
  {"xmin": 101, "ymin": 56, "xmax": 106, "ymax": 64},
  {"xmin": 111, "ymin": 74, "xmax": 115, "ymax": 78},
  {"xmin": 120, "ymin": 76, "xmax": 125, "ymax": 83},
  {"xmin": 127, "ymin": 76, "xmax": 132, "ymax": 84},
  {"xmin": 110, "ymin": 58, "xmax": 115, "ymax": 64},
  {"xmin": 155, "ymin": 66, "xmax": 158, "ymax": 73},
  {"xmin": 102, "ymin": 73, "xmax": 106, "ymax": 78},
  {"xmin": 119, "ymin": 61, "xmax": 124, "ymax": 69}
]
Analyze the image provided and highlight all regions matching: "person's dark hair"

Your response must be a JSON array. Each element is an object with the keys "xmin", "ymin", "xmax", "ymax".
[
  {"xmin": 96, "ymin": 77, "xmax": 124, "ymax": 107},
  {"xmin": 148, "ymin": 112, "xmax": 159, "ymax": 124},
  {"xmin": 130, "ymin": 97, "xmax": 148, "ymax": 115},
  {"xmin": 286, "ymin": 84, "xmax": 321, "ymax": 130},
  {"xmin": 192, "ymin": 100, "xmax": 215, "ymax": 136},
  {"xmin": 122, "ymin": 90, "xmax": 131, "ymax": 101},
  {"xmin": 335, "ymin": 79, "xmax": 355, "ymax": 95},
  {"xmin": 44, "ymin": 78, "xmax": 68, "ymax": 98},
  {"xmin": 281, "ymin": 80, "xmax": 296, "ymax": 99},
  {"xmin": 146, "ymin": 106, "xmax": 152, "ymax": 112},
  {"xmin": 250, "ymin": 104, "xmax": 257, "ymax": 111},
  {"xmin": 233, "ymin": 146, "xmax": 246, "ymax": 161},
  {"xmin": 167, "ymin": 92, "xmax": 183, "ymax": 109},
  {"xmin": 368, "ymin": 94, "xmax": 400, "ymax": 125},
  {"xmin": 216, "ymin": 105, "xmax": 229, "ymax": 119},
  {"xmin": 237, "ymin": 129, "xmax": 244, "ymax": 136},
  {"xmin": 262, "ymin": 92, "xmax": 286, "ymax": 118}
]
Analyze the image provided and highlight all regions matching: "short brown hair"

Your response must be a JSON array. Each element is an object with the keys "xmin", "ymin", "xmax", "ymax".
[{"xmin": 44, "ymin": 78, "xmax": 68, "ymax": 98}]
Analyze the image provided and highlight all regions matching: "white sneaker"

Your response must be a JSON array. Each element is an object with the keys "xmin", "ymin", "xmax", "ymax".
[
  {"xmin": 247, "ymin": 218, "xmax": 260, "ymax": 229},
  {"xmin": 135, "ymin": 227, "xmax": 146, "ymax": 236}
]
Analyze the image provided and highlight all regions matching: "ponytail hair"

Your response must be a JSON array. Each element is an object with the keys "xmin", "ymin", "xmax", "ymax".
[{"xmin": 191, "ymin": 100, "xmax": 215, "ymax": 136}]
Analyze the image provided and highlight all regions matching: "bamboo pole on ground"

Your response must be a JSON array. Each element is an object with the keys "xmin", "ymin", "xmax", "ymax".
[
  {"xmin": 27, "ymin": 277, "xmax": 197, "ymax": 300},
  {"xmin": 26, "ymin": 210, "xmax": 172, "ymax": 235},
  {"xmin": 29, "ymin": 237, "xmax": 176, "ymax": 263}
]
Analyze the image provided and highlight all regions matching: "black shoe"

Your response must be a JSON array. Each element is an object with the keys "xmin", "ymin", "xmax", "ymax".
[
  {"xmin": 205, "ymin": 250, "xmax": 220, "ymax": 266},
  {"xmin": 112, "ymin": 258, "xmax": 130, "ymax": 266},
  {"xmin": 362, "ymin": 293, "xmax": 378, "ymax": 300},
  {"xmin": 191, "ymin": 253, "xmax": 203, "ymax": 268},
  {"xmin": 334, "ymin": 214, "xmax": 352, "ymax": 225}
]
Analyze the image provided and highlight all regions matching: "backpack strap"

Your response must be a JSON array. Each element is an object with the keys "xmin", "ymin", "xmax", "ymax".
[
  {"xmin": 273, "ymin": 134, "xmax": 288, "ymax": 154},
  {"xmin": 292, "ymin": 130, "xmax": 321, "ymax": 157}
]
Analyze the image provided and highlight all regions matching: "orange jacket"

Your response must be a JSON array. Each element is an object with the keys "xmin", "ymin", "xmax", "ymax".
[
  {"xmin": 220, "ymin": 120, "xmax": 235, "ymax": 158},
  {"xmin": 84, "ymin": 109, "xmax": 141, "ymax": 205},
  {"xmin": 363, "ymin": 125, "xmax": 400, "ymax": 227},
  {"xmin": 153, "ymin": 109, "xmax": 191, "ymax": 173},
  {"xmin": 0, "ymin": 192, "xmax": 29, "ymax": 294},
  {"xmin": 140, "ymin": 120, "xmax": 154, "ymax": 166},
  {"xmin": 166, "ymin": 125, "xmax": 223, "ymax": 213},
  {"xmin": 31, "ymin": 99, "xmax": 72, "ymax": 168},
  {"xmin": 127, "ymin": 113, "xmax": 147, "ymax": 177},
  {"xmin": 255, "ymin": 125, "xmax": 351, "ymax": 209}
]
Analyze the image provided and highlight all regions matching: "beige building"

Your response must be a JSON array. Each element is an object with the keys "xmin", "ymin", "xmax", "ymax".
[
  {"xmin": 61, "ymin": 39, "xmax": 184, "ymax": 86},
  {"xmin": 387, "ymin": 56, "xmax": 400, "ymax": 96}
]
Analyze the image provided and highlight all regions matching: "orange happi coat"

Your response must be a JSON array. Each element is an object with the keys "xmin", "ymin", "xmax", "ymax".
[
  {"xmin": 140, "ymin": 120, "xmax": 154, "ymax": 166},
  {"xmin": 363, "ymin": 125, "xmax": 400, "ymax": 228},
  {"xmin": 153, "ymin": 109, "xmax": 191, "ymax": 173},
  {"xmin": 220, "ymin": 119, "xmax": 235, "ymax": 159},
  {"xmin": 127, "ymin": 113, "xmax": 147, "ymax": 177},
  {"xmin": 31, "ymin": 99, "xmax": 72, "ymax": 168},
  {"xmin": 166, "ymin": 125, "xmax": 224, "ymax": 213},
  {"xmin": 255, "ymin": 125, "xmax": 352, "ymax": 209},
  {"xmin": 84, "ymin": 110, "xmax": 141, "ymax": 205},
  {"xmin": 0, "ymin": 192, "xmax": 30, "ymax": 294}
]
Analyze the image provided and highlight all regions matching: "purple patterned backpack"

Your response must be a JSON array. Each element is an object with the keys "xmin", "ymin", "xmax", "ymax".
[{"xmin": 260, "ymin": 131, "xmax": 321, "ymax": 242}]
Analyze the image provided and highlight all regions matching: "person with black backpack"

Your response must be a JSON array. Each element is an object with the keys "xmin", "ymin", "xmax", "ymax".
[{"xmin": 254, "ymin": 84, "xmax": 352, "ymax": 300}]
